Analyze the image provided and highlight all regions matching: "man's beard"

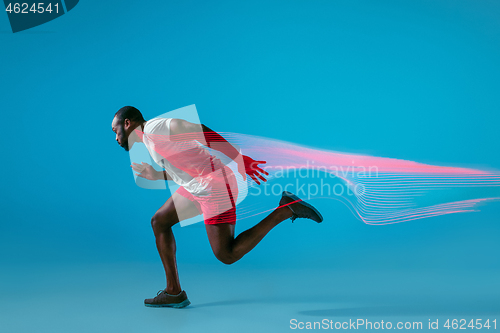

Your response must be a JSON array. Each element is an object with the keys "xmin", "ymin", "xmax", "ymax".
[
  {"xmin": 122, "ymin": 140, "xmax": 130, "ymax": 151},
  {"xmin": 118, "ymin": 133, "xmax": 130, "ymax": 151}
]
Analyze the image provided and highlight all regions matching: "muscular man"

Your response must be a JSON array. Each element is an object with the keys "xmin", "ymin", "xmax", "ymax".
[{"xmin": 111, "ymin": 106, "xmax": 323, "ymax": 308}]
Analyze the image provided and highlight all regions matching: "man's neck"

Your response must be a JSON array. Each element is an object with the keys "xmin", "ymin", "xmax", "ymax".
[{"xmin": 129, "ymin": 121, "xmax": 147, "ymax": 146}]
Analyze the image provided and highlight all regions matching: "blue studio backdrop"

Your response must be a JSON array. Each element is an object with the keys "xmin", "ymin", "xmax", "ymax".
[{"xmin": 1, "ymin": 1, "xmax": 499, "ymax": 332}]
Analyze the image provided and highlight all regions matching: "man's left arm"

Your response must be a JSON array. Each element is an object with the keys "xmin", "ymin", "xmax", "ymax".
[{"xmin": 169, "ymin": 119, "xmax": 268, "ymax": 184}]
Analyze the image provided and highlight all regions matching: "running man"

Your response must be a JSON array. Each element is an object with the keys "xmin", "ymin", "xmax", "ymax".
[{"xmin": 111, "ymin": 106, "xmax": 323, "ymax": 308}]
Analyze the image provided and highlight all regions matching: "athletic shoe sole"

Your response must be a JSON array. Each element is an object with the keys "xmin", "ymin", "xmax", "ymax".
[{"xmin": 144, "ymin": 299, "xmax": 191, "ymax": 308}]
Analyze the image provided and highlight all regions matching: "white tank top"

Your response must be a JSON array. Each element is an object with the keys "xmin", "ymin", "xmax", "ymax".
[{"xmin": 142, "ymin": 117, "xmax": 221, "ymax": 196}]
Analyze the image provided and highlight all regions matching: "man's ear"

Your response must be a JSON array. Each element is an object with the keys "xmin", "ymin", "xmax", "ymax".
[{"xmin": 123, "ymin": 118, "xmax": 131, "ymax": 130}]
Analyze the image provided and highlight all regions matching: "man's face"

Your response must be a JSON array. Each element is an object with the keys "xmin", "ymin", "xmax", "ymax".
[{"xmin": 111, "ymin": 117, "xmax": 130, "ymax": 151}]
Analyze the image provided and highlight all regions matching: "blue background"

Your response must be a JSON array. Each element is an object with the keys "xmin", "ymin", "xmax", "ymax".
[{"xmin": 1, "ymin": 0, "xmax": 499, "ymax": 332}]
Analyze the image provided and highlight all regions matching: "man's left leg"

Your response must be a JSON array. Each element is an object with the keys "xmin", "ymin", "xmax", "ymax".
[
  {"xmin": 205, "ymin": 191, "xmax": 323, "ymax": 264},
  {"xmin": 205, "ymin": 205, "xmax": 292, "ymax": 265}
]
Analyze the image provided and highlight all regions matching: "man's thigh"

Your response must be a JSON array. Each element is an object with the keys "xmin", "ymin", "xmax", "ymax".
[
  {"xmin": 205, "ymin": 223, "xmax": 235, "ymax": 257},
  {"xmin": 154, "ymin": 191, "xmax": 201, "ymax": 228}
]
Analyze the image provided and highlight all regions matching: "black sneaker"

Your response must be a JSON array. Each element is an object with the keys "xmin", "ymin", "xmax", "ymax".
[
  {"xmin": 144, "ymin": 290, "xmax": 191, "ymax": 308},
  {"xmin": 280, "ymin": 191, "xmax": 323, "ymax": 223}
]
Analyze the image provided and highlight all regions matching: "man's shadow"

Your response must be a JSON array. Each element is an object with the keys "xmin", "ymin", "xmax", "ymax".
[{"xmin": 192, "ymin": 296, "xmax": 500, "ymax": 316}]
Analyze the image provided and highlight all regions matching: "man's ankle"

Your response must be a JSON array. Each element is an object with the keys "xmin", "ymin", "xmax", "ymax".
[
  {"xmin": 276, "ymin": 206, "xmax": 293, "ymax": 219},
  {"xmin": 165, "ymin": 287, "xmax": 182, "ymax": 295}
]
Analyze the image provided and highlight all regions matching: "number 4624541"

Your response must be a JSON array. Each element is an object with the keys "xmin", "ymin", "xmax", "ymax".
[
  {"xmin": 444, "ymin": 319, "xmax": 497, "ymax": 330},
  {"xmin": 5, "ymin": 3, "xmax": 60, "ymax": 14}
]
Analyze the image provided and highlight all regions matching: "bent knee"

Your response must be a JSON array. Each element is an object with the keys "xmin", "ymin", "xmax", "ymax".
[
  {"xmin": 150, "ymin": 215, "xmax": 162, "ymax": 231},
  {"xmin": 151, "ymin": 213, "xmax": 176, "ymax": 232},
  {"xmin": 214, "ymin": 251, "xmax": 237, "ymax": 265}
]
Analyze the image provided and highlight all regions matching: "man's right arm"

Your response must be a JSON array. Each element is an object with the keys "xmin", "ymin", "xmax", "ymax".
[
  {"xmin": 155, "ymin": 170, "xmax": 173, "ymax": 180},
  {"xmin": 158, "ymin": 169, "xmax": 173, "ymax": 181},
  {"xmin": 132, "ymin": 162, "xmax": 173, "ymax": 181}
]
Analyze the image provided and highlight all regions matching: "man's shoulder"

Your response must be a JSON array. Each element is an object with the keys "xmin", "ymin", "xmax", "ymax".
[{"xmin": 144, "ymin": 117, "xmax": 173, "ymax": 135}]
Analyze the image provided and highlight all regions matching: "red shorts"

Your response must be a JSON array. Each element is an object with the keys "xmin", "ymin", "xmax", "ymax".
[{"xmin": 176, "ymin": 166, "xmax": 238, "ymax": 225}]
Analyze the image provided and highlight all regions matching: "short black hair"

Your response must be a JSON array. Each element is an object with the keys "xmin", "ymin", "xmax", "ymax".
[{"xmin": 114, "ymin": 106, "xmax": 145, "ymax": 124}]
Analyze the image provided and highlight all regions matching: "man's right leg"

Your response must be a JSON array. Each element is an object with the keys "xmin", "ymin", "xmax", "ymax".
[{"xmin": 150, "ymin": 191, "xmax": 200, "ymax": 295}]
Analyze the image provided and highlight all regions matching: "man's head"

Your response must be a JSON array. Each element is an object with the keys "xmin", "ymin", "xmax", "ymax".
[{"xmin": 112, "ymin": 106, "xmax": 146, "ymax": 151}]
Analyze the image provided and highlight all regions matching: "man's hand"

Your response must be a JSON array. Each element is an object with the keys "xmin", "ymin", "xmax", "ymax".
[
  {"xmin": 239, "ymin": 155, "xmax": 269, "ymax": 185},
  {"xmin": 131, "ymin": 162, "xmax": 162, "ymax": 180}
]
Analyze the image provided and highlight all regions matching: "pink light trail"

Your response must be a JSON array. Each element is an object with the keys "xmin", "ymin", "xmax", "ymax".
[{"xmin": 139, "ymin": 129, "xmax": 500, "ymax": 225}]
